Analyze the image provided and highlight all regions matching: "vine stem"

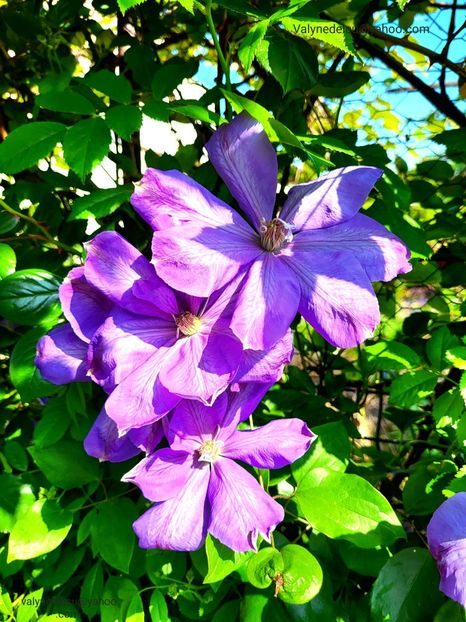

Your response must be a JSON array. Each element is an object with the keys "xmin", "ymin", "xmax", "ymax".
[
  {"xmin": 203, "ymin": 0, "xmax": 232, "ymax": 120},
  {"xmin": 0, "ymin": 198, "xmax": 78, "ymax": 254}
]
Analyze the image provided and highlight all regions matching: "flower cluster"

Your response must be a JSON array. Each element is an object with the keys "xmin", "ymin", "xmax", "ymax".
[{"xmin": 36, "ymin": 113, "xmax": 411, "ymax": 552}]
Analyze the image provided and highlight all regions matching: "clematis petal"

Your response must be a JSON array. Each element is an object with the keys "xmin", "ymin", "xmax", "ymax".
[
  {"xmin": 206, "ymin": 111, "xmax": 278, "ymax": 230},
  {"xmin": 88, "ymin": 309, "xmax": 175, "ymax": 389},
  {"xmin": 223, "ymin": 418, "xmax": 315, "ymax": 469},
  {"xmin": 208, "ymin": 459, "xmax": 284, "ymax": 552},
  {"xmin": 84, "ymin": 409, "xmax": 141, "ymax": 462},
  {"xmin": 128, "ymin": 422, "xmax": 164, "ymax": 455},
  {"xmin": 233, "ymin": 330, "xmax": 294, "ymax": 385},
  {"xmin": 131, "ymin": 167, "xmax": 248, "ymax": 229},
  {"xmin": 427, "ymin": 493, "xmax": 466, "ymax": 607},
  {"xmin": 280, "ymin": 166, "xmax": 382, "ymax": 233},
  {"xmin": 84, "ymin": 231, "xmax": 159, "ymax": 314},
  {"xmin": 122, "ymin": 448, "xmax": 192, "ymax": 502},
  {"xmin": 59, "ymin": 267, "xmax": 113, "ymax": 343},
  {"xmin": 168, "ymin": 393, "xmax": 232, "ymax": 452},
  {"xmin": 292, "ymin": 214, "xmax": 411, "ymax": 282},
  {"xmin": 230, "ymin": 255, "xmax": 300, "ymax": 350},
  {"xmin": 151, "ymin": 222, "xmax": 259, "ymax": 297},
  {"xmin": 157, "ymin": 329, "xmax": 243, "ymax": 405},
  {"xmin": 227, "ymin": 383, "xmax": 271, "ymax": 422},
  {"xmin": 132, "ymin": 460, "xmax": 210, "ymax": 551},
  {"xmin": 284, "ymin": 250, "xmax": 380, "ymax": 348},
  {"xmin": 103, "ymin": 354, "xmax": 181, "ymax": 433},
  {"xmin": 35, "ymin": 324, "xmax": 88, "ymax": 384}
]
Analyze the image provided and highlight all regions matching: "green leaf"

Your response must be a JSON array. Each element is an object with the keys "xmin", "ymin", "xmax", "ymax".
[
  {"xmin": 433, "ymin": 389, "xmax": 464, "ymax": 428},
  {"xmin": 434, "ymin": 599, "xmax": 466, "ymax": 621},
  {"xmin": 105, "ymin": 105, "xmax": 142, "ymax": 141},
  {"xmin": 295, "ymin": 468, "xmax": 405, "ymax": 548},
  {"xmin": 389, "ymin": 371, "xmax": 438, "ymax": 408},
  {"xmin": 15, "ymin": 588, "xmax": 43, "ymax": 622},
  {"xmin": 446, "ymin": 346, "xmax": 466, "ymax": 369},
  {"xmin": 126, "ymin": 593, "xmax": 145, "ymax": 622},
  {"xmin": 0, "ymin": 269, "xmax": 61, "ymax": 325},
  {"xmin": 282, "ymin": 17, "xmax": 356, "ymax": 55},
  {"xmin": 0, "ymin": 211, "xmax": 19, "ymax": 235},
  {"xmin": 83, "ymin": 70, "xmax": 132, "ymax": 104},
  {"xmin": 247, "ymin": 547, "xmax": 283, "ymax": 589},
  {"xmin": 0, "ymin": 122, "xmax": 66, "ymax": 174},
  {"xmin": 170, "ymin": 103, "xmax": 224, "ymax": 127},
  {"xmin": 177, "ymin": 0, "xmax": 194, "ymax": 11},
  {"xmin": 0, "ymin": 244, "xmax": 16, "ymax": 279},
  {"xmin": 117, "ymin": 0, "xmax": 146, "ymax": 12},
  {"xmin": 92, "ymin": 498, "xmax": 137, "ymax": 573},
  {"xmin": 29, "ymin": 441, "xmax": 99, "ymax": 489},
  {"xmin": 238, "ymin": 20, "xmax": 269, "ymax": 72},
  {"xmin": 36, "ymin": 89, "xmax": 95, "ymax": 115},
  {"xmin": 4, "ymin": 440, "xmax": 28, "ymax": 471},
  {"xmin": 80, "ymin": 563, "xmax": 104, "ymax": 618},
  {"xmin": 0, "ymin": 585, "xmax": 13, "ymax": 616},
  {"xmin": 149, "ymin": 591, "xmax": 169, "ymax": 622},
  {"xmin": 256, "ymin": 31, "xmax": 318, "ymax": 93},
  {"xmin": 8, "ymin": 498, "xmax": 73, "ymax": 561},
  {"xmin": 33, "ymin": 397, "xmax": 70, "ymax": 448},
  {"xmin": 69, "ymin": 186, "xmax": 132, "ymax": 220},
  {"xmin": 427, "ymin": 326, "xmax": 459, "ymax": 371},
  {"xmin": 151, "ymin": 58, "xmax": 198, "ymax": 100},
  {"xmin": 461, "ymin": 371, "xmax": 466, "ymax": 407},
  {"xmin": 403, "ymin": 461, "xmax": 457, "ymax": 515},
  {"xmin": 10, "ymin": 327, "xmax": 56, "ymax": 403},
  {"xmin": 0, "ymin": 474, "xmax": 22, "ymax": 533},
  {"xmin": 370, "ymin": 548, "xmax": 443, "ymax": 622},
  {"xmin": 63, "ymin": 117, "xmax": 111, "ymax": 180},
  {"xmin": 279, "ymin": 545, "xmax": 323, "ymax": 605},
  {"xmin": 204, "ymin": 535, "xmax": 252, "ymax": 584},
  {"xmin": 292, "ymin": 421, "xmax": 351, "ymax": 481},
  {"xmin": 397, "ymin": 0, "xmax": 411, "ymax": 9},
  {"xmin": 309, "ymin": 71, "xmax": 371, "ymax": 98},
  {"xmin": 365, "ymin": 341, "xmax": 421, "ymax": 372}
]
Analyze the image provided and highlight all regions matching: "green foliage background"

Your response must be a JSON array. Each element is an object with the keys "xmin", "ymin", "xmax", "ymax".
[{"xmin": 0, "ymin": 0, "xmax": 465, "ymax": 620}]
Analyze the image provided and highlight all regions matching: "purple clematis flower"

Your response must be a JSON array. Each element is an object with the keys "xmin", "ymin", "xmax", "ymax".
[
  {"xmin": 36, "ymin": 230, "xmax": 293, "ymax": 434},
  {"xmin": 83, "ymin": 408, "xmax": 164, "ymax": 463},
  {"xmin": 123, "ymin": 391, "xmax": 315, "ymax": 552},
  {"xmin": 427, "ymin": 492, "xmax": 466, "ymax": 608},
  {"xmin": 132, "ymin": 112, "xmax": 411, "ymax": 351}
]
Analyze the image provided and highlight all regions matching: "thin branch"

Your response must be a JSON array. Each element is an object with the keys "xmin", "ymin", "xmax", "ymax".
[
  {"xmin": 362, "ymin": 24, "xmax": 466, "ymax": 81},
  {"xmin": 351, "ymin": 33, "xmax": 466, "ymax": 126}
]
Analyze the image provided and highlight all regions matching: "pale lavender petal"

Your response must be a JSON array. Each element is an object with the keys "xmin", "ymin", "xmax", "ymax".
[
  {"xmin": 208, "ymin": 459, "xmax": 284, "ymax": 552},
  {"xmin": 88, "ymin": 309, "xmax": 175, "ymax": 389},
  {"xmin": 230, "ymin": 255, "xmax": 300, "ymax": 350},
  {"xmin": 151, "ymin": 222, "xmax": 259, "ymax": 297},
  {"xmin": 206, "ymin": 112, "xmax": 277, "ymax": 230},
  {"xmin": 128, "ymin": 422, "xmax": 164, "ymax": 454},
  {"xmin": 233, "ymin": 330, "xmax": 294, "ymax": 385},
  {"xmin": 35, "ymin": 324, "xmax": 88, "ymax": 384},
  {"xmin": 122, "ymin": 449, "xmax": 191, "ymax": 502},
  {"xmin": 284, "ymin": 250, "xmax": 380, "ymax": 348},
  {"xmin": 427, "ymin": 493, "xmax": 466, "ymax": 607},
  {"xmin": 131, "ymin": 167, "xmax": 249, "ymax": 229},
  {"xmin": 103, "ymin": 355, "xmax": 181, "ymax": 433},
  {"xmin": 157, "ymin": 329, "xmax": 243, "ymax": 404},
  {"xmin": 293, "ymin": 213, "xmax": 411, "ymax": 282},
  {"xmin": 84, "ymin": 409, "xmax": 141, "ymax": 462},
  {"xmin": 168, "ymin": 393, "xmax": 233, "ymax": 452},
  {"xmin": 280, "ymin": 166, "xmax": 382, "ymax": 233},
  {"xmin": 59, "ymin": 267, "xmax": 113, "ymax": 343},
  {"xmin": 132, "ymin": 461, "xmax": 210, "ymax": 551},
  {"xmin": 84, "ymin": 231, "xmax": 158, "ymax": 314},
  {"xmin": 223, "ymin": 418, "xmax": 315, "ymax": 469}
]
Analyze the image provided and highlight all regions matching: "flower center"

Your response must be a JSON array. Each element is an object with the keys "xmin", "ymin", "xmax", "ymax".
[
  {"xmin": 198, "ymin": 439, "xmax": 223, "ymax": 463},
  {"xmin": 175, "ymin": 311, "xmax": 202, "ymax": 337},
  {"xmin": 259, "ymin": 218, "xmax": 293, "ymax": 252}
]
